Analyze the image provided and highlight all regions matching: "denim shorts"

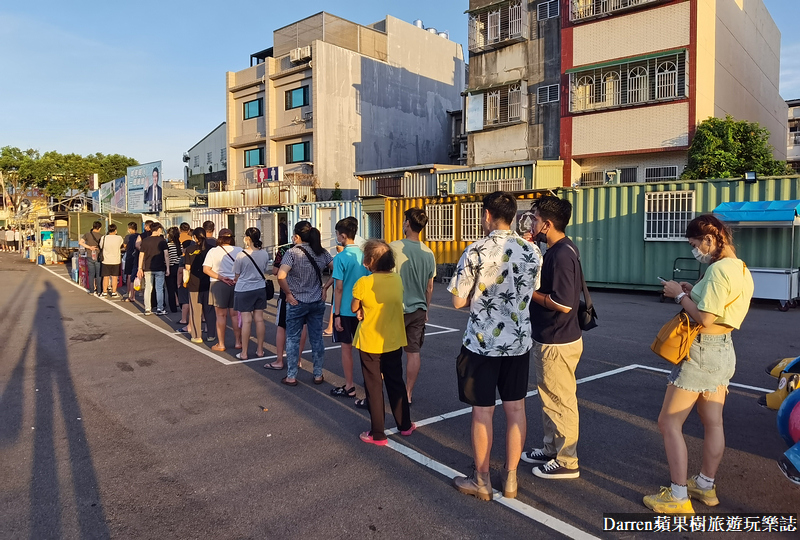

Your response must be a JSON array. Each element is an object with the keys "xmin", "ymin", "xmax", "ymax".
[{"xmin": 668, "ymin": 333, "xmax": 736, "ymax": 393}]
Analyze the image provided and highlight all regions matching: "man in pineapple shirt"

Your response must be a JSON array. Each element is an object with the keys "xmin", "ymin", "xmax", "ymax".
[{"xmin": 448, "ymin": 191, "xmax": 541, "ymax": 501}]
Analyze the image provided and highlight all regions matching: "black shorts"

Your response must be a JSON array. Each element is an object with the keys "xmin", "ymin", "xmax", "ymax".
[
  {"xmin": 276, "ymin": 297, "xmax": 287, "ymax": 328},
  {"xmin": 456, "ymin": 346, "xmax": 530, "ymax": 407},
  {"xmin": 101, "ymin": 263, "xmax": 120, "ymax": 277},
  {"xmin": 177, "ymin": 286, "xmax": 190, "ymax": 305},
  {"xmin": 332, "ymin": 315, "xmax": 359, "ymax": 344},
  {"xmin": 234, "ymin": 288, "xmax": 267, "ymax": 313},
  {"xmin": 403, "ymin": 309, "xmax": 427, "ymax": 353}
]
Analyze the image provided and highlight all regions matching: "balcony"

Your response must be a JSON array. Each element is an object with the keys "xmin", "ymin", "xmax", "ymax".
[
  {"xmin": 570, "ymin": 0, "xmax": 665, "ymax": 23},
  {"xmin": 468, "ymin": 0, "xmax": 528, "ymax": 53}
]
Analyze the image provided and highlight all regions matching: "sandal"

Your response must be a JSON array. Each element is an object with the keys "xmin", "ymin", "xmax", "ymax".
[
  {"xmin": 313, "ymin": 375, "xmax": 324, "ymax": 385},
  {"xmin": 263, "ymin": 362, "xmax": 285, "ymax": 370},
  {"xmin": 281, "ymin": 377, "xmax": 298, "ymax": 386},
  {"xmin": 211, "ymin": 344, "xmax": 226, "ymax": 352},
  {"xmin": 330, "ymin": 385, "xmax": 356, "ymax": 398},
  {"xmin": 354, "ymin": 398, "xmax": 369, "ymax": 410}
]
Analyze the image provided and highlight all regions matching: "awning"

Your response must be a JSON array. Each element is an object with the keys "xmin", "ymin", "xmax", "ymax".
[{"xmin": 713, "ymin": 201, "xmax": 800, "ymax": 227}]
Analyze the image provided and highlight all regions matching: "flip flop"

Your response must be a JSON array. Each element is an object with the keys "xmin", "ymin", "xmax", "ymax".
[
  {"xmin": 281, "ymin": 377, "xmax": 298, "ymax": 386},
  {"xmin": 235, "ymin": 353, "xmax": 248, "ymax": 360},
  {"xmin": 211, "ymin": 344, "xmax": 226, "ymax": 352},
  {"xmin": 313, "ymin": 376, "xmax": 324, "ymax": 385},
  {"xmin": 354, "ymin": 398, "xmax": 369, "ymax": 409},
  {"xmin": 263, "ymin": 362, "xmax": 285, "ymax": 370}
]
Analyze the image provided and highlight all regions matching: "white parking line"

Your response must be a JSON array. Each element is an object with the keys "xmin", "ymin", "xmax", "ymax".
[
  {"xmin": 40, "ymin": 266, "xmax": 234, "ymax": 365},
  {"xmin": 630, "ymin": 364, "xmax": 772, "ymax": 393}
]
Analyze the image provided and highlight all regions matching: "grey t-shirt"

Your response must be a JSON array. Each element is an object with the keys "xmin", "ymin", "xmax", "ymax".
[{"xmin": 233, "ymin": 249, "xmax": 270, "ymax": 292}]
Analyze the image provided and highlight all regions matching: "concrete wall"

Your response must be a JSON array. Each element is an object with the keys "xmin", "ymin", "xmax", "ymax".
[
  {"xmin": 572, "ymin": 101, "xmax": 690, "ymax": 156},
  {"xmin": 572, "ymin": 1, "xmax": 690, "ymax": 67},
  {"xmin": 315, "ymin": 17, "xmax": 464, "ymax": 197},
  {"xmin": 575, "ymin": 150, "xmax": 689, "ymax": 183},
  {"xmin": 708, "ymin": 0, "xmax": 787, "ymax": 159},
  {"xmin": 471, "ymin": 123, "xmax": 529, "ymax": 165}
]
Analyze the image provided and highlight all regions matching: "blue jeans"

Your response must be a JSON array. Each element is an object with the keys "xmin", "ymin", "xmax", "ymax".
[
  {"xmin": 285, "ymin": 300, "xmax": 326, "ymax": 379},
  {"xmin": 144, "ymin": 271, "xmax": 165, "ymax": 312},
  {"xmin": 86, "ymin": 257, "xmax": 102, "ymax": 293}
]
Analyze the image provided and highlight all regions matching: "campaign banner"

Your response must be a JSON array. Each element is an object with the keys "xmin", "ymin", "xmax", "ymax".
[
  {"xmin": 111, "ymin": 177, "xmax": 126, "ymax": 212},
  {"xmin": 126, "ymin": 161, "xmax": 162, "ymax": 214},
  {"xmin": 98, "ymin": 181, "xmax": 113, "ymax": 212},
  {"xmin": 91, "ymin": 190, "xmax": 100, "ymax": 212}
]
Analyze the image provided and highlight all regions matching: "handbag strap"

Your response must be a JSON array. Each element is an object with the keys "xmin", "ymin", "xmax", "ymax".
[
  {"xmin": 221, "ymin": 245, "xmax": 237, "ymax": 263},
  {"xmin": 243, "ymin": 250, "xmax": 266, "ymax": 280},
  {"xmin": 565, "ymin": 243, "xmax": 594, "ymax": 310},
  {"xmin": 295, "ymin": 245, "xmax": 323, "ymax": 287}
]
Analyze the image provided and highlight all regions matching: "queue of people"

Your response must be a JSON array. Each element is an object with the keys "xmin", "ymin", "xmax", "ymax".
[{"xmin": 70, "ymin": 193, "xmax": 755, "ymax": 515}]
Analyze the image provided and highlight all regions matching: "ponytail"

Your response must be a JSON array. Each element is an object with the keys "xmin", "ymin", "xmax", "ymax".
[
  {"xmin": 293, "ymin": 220, "xmax": 326, "ymax": 255},
  {"xmin": 245, "ymin": 227, "xmax": 263, "ymax": 249},
  {"xmin": 192, "ymin": 227, "xmax": 207, "ymax": 251}
]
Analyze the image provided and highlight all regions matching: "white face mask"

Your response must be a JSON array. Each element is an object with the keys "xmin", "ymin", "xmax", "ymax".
[{"xmin": 692, "ymin": 246, "xmax": 713, "ymax": 264}]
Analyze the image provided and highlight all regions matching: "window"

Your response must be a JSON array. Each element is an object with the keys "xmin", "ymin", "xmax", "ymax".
[
  {"xmin": 537, "ymin": 0, "xmax": 559, "ymax": 20},
  {"xmin": 193, "ymin": 155, "xmax": 199, "ymax": 167},
  {"xmin": 471, "ymin": 82, "xmax": 525, "ymax": 129},
  {"xmin": 207, "ymin": 152, "xmax": 212, "ymax": 165},
  {"xmin": 620, "ymin": 167, "xmax": 638, "ymax": 183},
  {"xmin": 244, "ymin": 148, "xmax": 264, "ymax": 168},
  {"xmin": 220, "ymin": 148, "xmax": 226, "ymax": 162},
  {"xmin": 376, "ymin": 176, "xmax": 402, "ymax": 197},
  {"xmin": 580, "ymin": 171, "xmax": 605, "ymax": 186},
  {"xmin": 568, "ymin": 50, "xmax": 687, "ymax": 113},
  {"xmin": 365, "ymin": 212, "xmax": 383, "ymax": 239},
  {"xmin": 645, "ymin": 166, "xmax": 679, "ymax": 182},
  {"xmin": 468, "ymin": 0, "xmax": 526, "ymax": 52},
  {"xmin": 426, "ymin": 204, "xmax": 456, "ymax": 241},
  {"xmin": 475, "ymin": 178, "xmax": 525, "ymax": 193},
  {"xmin": 285, "ymin": 86, "xmax": 309, "ymax": 110},
  {"xmin": 537, "ymin": 84, "xmax": 559, "ymax": 104},
  {"xmin": 644, "ymin": 191, "xmax": 695, "ymax": 241},
  {"xmin": 508, "ymin": 84, "xmax": 522, "ymax": 121},
  {"xmin": 570, "ymin": 0, "xmax": 661, "ymax": 23},
  {"xmin": 461, "ymin": 202, "xmax": 484, "ymax": 242},
  {"xmin": 243, "ymin": 98, "xmax": 263, "ymax": 120},
  {"xmin": 486, "ymin": 91, "xmax": 500, "ymax": 124},
  {"xmin": 285, "ymin": 142, "xmax": 310, "ymax": 164}
]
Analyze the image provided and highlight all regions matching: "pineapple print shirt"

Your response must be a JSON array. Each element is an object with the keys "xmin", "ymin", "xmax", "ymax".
[{"xmin": 448, "ymin": 229, "xmax": 542, "ymax": 356}]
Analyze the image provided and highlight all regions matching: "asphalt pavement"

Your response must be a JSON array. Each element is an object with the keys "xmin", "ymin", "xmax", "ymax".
[{"xmin": 1, "ymin": 252, "xmax": 799, "ymax": 539}]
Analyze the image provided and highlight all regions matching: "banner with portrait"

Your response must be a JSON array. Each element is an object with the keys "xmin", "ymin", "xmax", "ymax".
[{"xmin": 126, "ymin": 161, "xmax": 162, "ymax": 214}]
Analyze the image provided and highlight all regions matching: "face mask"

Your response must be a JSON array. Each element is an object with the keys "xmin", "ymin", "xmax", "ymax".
[{"xmin": 692, "ymin": 247, "xmax": 713, "ymax": 264}]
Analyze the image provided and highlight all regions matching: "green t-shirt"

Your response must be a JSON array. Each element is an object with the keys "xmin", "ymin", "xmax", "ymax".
[
  {"xmin": 690, "ymin": 258, "xmax": 754, "ymax": 329},
  {"xmin": 390, "ymin": 238, "xmax": 436, "ymax": 314}
]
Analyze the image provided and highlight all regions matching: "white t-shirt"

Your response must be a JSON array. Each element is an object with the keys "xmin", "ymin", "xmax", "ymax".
[
  {"xmin": 233, "ymin": 249, "xmax": 270, "ymax": 292},
  {"xmin": 100, "ymin": 234, "xmax": 124, "ymax": 265},
  {"xmin": 5, "ymin": 230, "xmax": 12, "ymax": 241},
  {"xmin": 14, "ymin": 231, "xmax": 20, "ymax": 241},
  {"xmin": 204, "ymin": 245, "xmax": 243, "ymax": 281}
]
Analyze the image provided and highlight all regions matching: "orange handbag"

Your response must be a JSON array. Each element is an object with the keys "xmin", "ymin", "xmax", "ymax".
[{"xmin": 650, "ymin": 310, "xmax": 702, "ymax": 365}]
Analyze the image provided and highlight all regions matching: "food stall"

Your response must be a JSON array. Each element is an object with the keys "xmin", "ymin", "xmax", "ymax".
[{"xmin": 713, "ymin": 201, "xmax": 800, "ymax": 310}]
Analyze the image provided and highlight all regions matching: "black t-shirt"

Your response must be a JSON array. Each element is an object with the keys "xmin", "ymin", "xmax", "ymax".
[
  {"xmin": 124, "ymin": 233, "xmax": 139, "ymax": 257},
  {"xmin": 184, "ymin": 242, "xmax": 210, "ymax": 292},
  {"xmin": 530, "ymin": 237, "xmax": 582, "ymax": 344},
  {"xmin": 141, "ymin": 235, "xmax": 168, "ymax": 272}
]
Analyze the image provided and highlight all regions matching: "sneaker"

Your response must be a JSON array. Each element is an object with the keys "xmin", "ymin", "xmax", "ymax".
[
  {"xmin": 206, "ymin": 336, "xmax": 217, "ymax": 342},
  {"xmin": 521, "ymin": 447, "xmax": 556, "ymax": 465},
  {"xmin": 400, "ymin": 423, "xmax": 416, "ymax": 436},
  {"xmin": 643, "ymin": 486, "xmax": 695, "ymax": 514},
  {"xmin": 100, "ymin": 292, "xmax": 108, "ymax": 297},
  {"xmin": 95, "ymin": 292, "xmax": 103, "ymax": 297},
  {"xmin": 87, "ymin": 290, "xmax": 95, "ymax": 295},
  {"xmin": 453, "ymin": 469, "xmax": 493, "ymax": 501},
  {"xmin": 359, "ymin": 432, "xmax": 388, "ymax": 446},
  {"xmin": 190, "ymin": 337, "xmax": 204, "ymax": 344},
  {"xmin": 144, "ymin": 310, "xmax": 152, "ymax": 316},
  {"xmin": 687, "ymin": 476, "xmax": 719, "ymax": 506},
  {"xmin": 532, "ymin": 459, "xmax": 580, "ymax": 480},
  {"xmin": 110, "ymin": 292, "xmax": 119, "ymax": 298},
  {"xmin": 155, "ymin": 309, "xmax": 168, "ymax": 316}
]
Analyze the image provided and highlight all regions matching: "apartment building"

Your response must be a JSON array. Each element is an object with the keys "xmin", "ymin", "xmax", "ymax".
[
  {"xmin": 224, "ymin": 12, "xmax": 465, "ymax": 200},
  {"xmin": 464, "ymin": 0, "xmax": 563, "ymax": 167},
  {"xmin": 787, "ymin": 99, "xmax": 800, "ymax": 172},
  {"xmin": 184, "ymin": 122, "xmax": 227, "ymax": 191},
  {"xmin": 562, "ymin": 0, "xmax": 787, "ymax": 186}
]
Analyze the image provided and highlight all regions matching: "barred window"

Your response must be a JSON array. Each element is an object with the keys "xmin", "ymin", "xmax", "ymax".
[
  {"xmin": 207, "ymin": 152, "xmax": 212, "ymax": 164},
  {"xmin": 365, "ymin": 212, "xmax": 383, "ymax": 239},
  {"xmin": 461, "ymin": 202, "xmax": 484, "ymax": 242},
  {"xmin": 644, "ymin": 191, "xmax": 695, "ymax": 241},
  {"xmin": 376, "ymin": 176, "xmax": 402, "ymax": 197},
  {"xmin": 620, "ymin": 167, "xmax": 638, "ymax": 183},
  {"xmin": 508, "ymin": 84, "xmax": 522, "ymax": 121},
  {"xmin": 645, "ymin": 166, "xmax": 679, "ymax": 182},
  {"xmin": 570, "ymin": 0, "xmax": 662, "ymax": 23},
  {"xmin": 193, "ymin": 155, "xmax": 199, "ymax": 167},
  {"xmin": 537, "ymin": 0, "xmax": 559, "ymax": 20},
  {"xmin": 220, "ymin": 148, "xmax": 227, "ymax": 162},
  {"xmin": 426, "ymin": 204, "xmax": 456, "ymax": 241},
  {"xmin": 486, "ymin": 91, "xmax": 500, "ymax": 124},
  {"xmin": 468, "ymin": 0, "xmax": 527, "ymax": 52},
  {"xmin": 473, "ymin": 82, "xmax": 525, "ymax": 128},
  {"xmin": 580, "ymin": 171, "xmax": 605, "ymax": 186},
  {"xmin": 569, "ymin": 50, "xmax": 687, "ymax": 113}
]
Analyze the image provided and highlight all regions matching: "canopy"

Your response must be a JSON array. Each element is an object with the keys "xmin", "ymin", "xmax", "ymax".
[{"xmin": 712, "ymin": 201, "xmax": 800, "ymax": 227}]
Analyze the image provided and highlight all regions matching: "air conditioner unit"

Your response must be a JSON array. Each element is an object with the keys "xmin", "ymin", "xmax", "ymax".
[
  {"xmin": 289, "ymin": 48, "xmax": 302, "ymax": 63},
  {"xmin": 290, "ymin": 46, "xmax": 312, "ymax": 64},
  {"xmin": 302, "ymin": 111, "xmax": 313, "ymax": 121},
  {"xmin": 298, "ymin": 204, "xmax": 312, "ymax": 219},
  {"xmin": 299, "ymin": 45, "xmax": 311, "ymax": 60}
]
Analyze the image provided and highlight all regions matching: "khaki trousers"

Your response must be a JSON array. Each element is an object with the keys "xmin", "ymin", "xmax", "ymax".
[{"xmin": 531, "ymin": 338, "xmax": 583, "ymax": 469}]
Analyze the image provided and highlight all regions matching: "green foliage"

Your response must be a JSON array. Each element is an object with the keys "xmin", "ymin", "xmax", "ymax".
[
  {"xmin": 329, "ymin": 182, "xmax": 343, "ymax": 201},
  {"xmin": 682, "ymin": 115, "xmax": 791, "ymax": 179},
  {"xmin": 0, "ymin": 146, "xmax": 139, "ymax": 207}
]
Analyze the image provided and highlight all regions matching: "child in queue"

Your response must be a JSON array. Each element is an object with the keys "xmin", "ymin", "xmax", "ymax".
[{"xmin": 351, "ymin": 239, "xmax": 415, "ymax": 445}]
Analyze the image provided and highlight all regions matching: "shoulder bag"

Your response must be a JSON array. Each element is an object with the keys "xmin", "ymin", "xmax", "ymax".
[
  {"xmin": 93, "ymin": 232, "xmax": 104, "ymax": 263},
  {"xmin": 651, "ymin": 263, "xmax": 747, "ymax": 364},
  {"xmin": 565, "ymin": 244, "xmax": 598, "ymax": 331},
  {"xmin": 243, "ymin": 251, "xmax": 274, "ymax": 300}
]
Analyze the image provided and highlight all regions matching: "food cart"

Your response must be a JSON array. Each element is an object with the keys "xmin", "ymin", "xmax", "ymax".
[{"xmin": 713, "ymin": 201, "xmax": 800, "ymax": 310}]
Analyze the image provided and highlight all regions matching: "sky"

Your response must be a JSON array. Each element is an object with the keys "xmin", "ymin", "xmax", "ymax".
[{"xmin": 0, "ymin": 0, "xmax": 797, "ymax": 182}]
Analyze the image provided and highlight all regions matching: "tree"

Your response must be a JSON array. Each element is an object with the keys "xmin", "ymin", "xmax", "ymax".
[
  {"xmin": 329, "ymin": 182, "xmax": 343, "ymax": 201},
  {"xmin": 0, "ymin": 146, "xmax": 39, "ymax": 214},
  {"xmin": 682, "ymin": 115, "xmax": 791, "ymax": 179}
]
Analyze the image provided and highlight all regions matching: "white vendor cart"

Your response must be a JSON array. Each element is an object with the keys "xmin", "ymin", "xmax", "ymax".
[{"xmin": 713, "ymin": 201, "xmax": 800, "ymax": 311}]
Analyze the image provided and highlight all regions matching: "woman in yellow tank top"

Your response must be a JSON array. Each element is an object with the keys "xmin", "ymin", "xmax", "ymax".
[{"xmin": 644, "ymin": 215, "xmax": 754, "ymax": 514}]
